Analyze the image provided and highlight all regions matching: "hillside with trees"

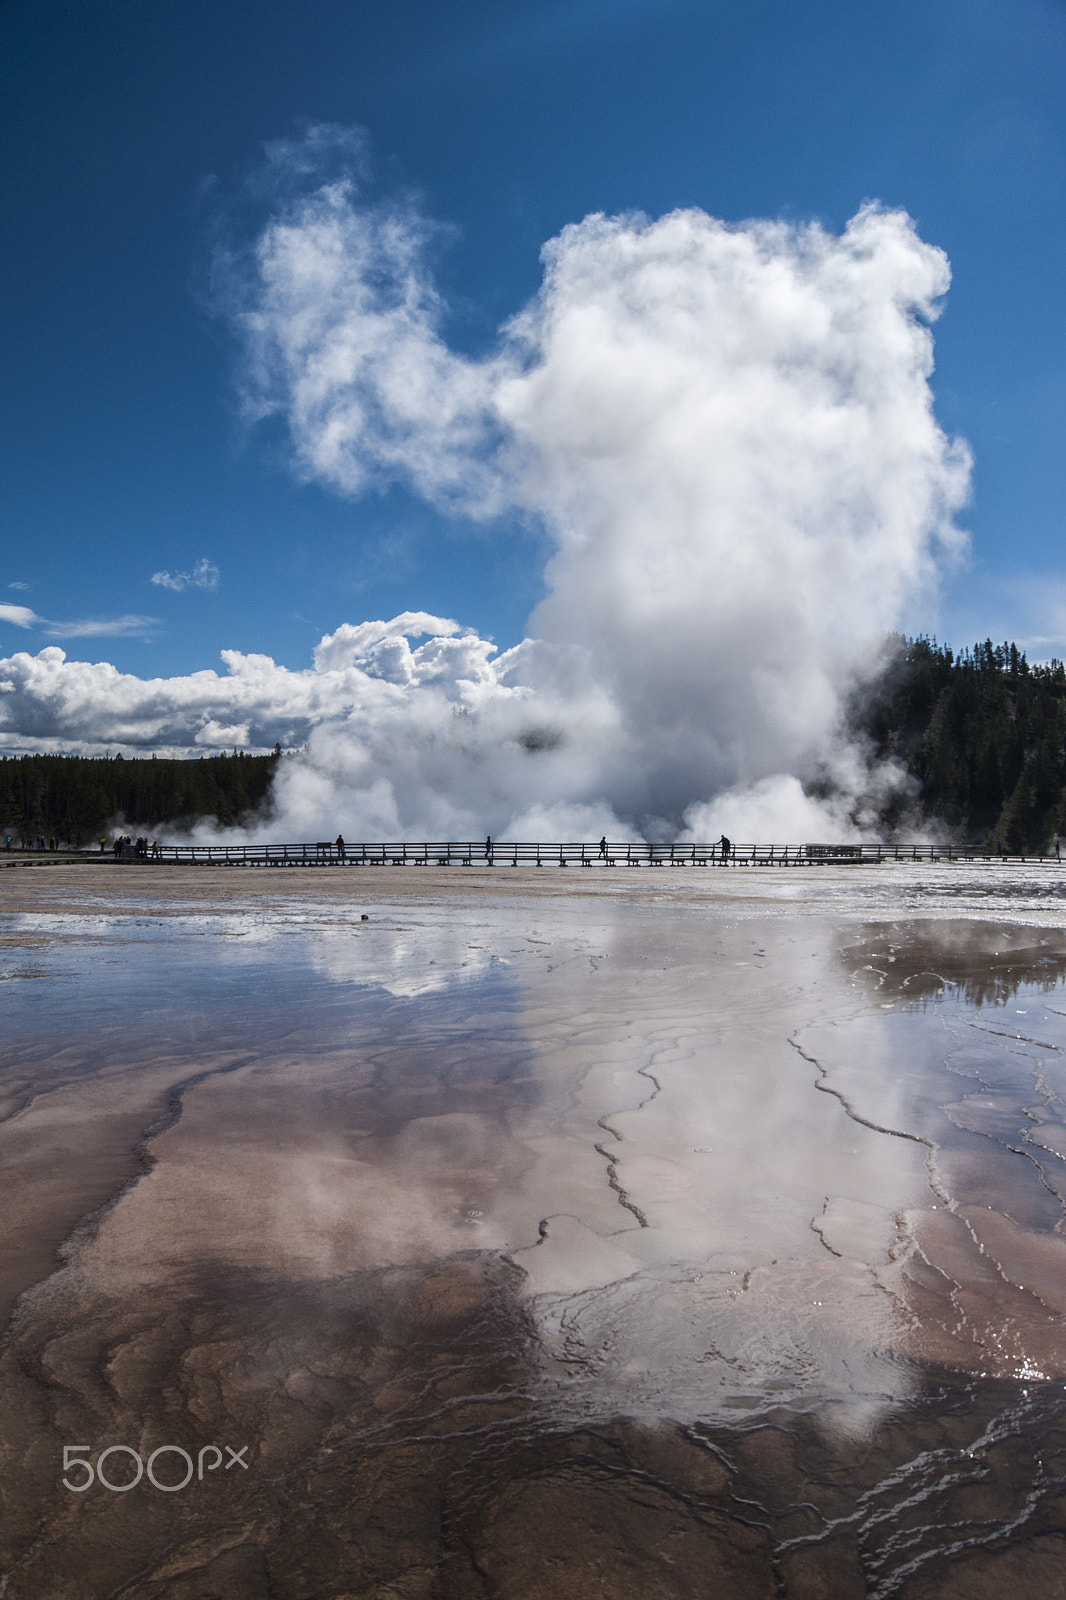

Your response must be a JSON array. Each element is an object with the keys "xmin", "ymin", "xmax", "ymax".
[
  {"xmin": 0, "ymin": 749, "xmax": 280, "ymax": 847},
  {"xmin": 855, "ymin": 636, "xmax": 1066, "ymax": 853}
]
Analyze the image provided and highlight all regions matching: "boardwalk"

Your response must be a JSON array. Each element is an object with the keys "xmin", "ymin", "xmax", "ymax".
[{"xmin": 106, "ymin": 839, "xmax": 1064, "ymax": 868}]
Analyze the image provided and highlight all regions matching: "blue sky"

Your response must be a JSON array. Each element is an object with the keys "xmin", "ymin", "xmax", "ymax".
[{"xmin": 1, "ymin": 0, "xmax": 1064, "ymax": 688}]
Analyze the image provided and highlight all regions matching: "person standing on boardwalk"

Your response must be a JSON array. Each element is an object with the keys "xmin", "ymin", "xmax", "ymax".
[
  {"xmin": 599, "ymin": 836, "xmax": 608, "ymax": 859},
  {"xmin": 485, "ymin": 835, "xmax": 491, "ymax": 860},
  {"xmin": 718, "ymin": 835, "xmax": 731, "ymax": 861},
  {"xmin": 335, "ymin": 834, "xmax": 346, "ymax": 860}
]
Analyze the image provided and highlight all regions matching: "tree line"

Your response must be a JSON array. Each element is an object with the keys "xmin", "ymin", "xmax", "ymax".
[
  {"xmin": 855, "ymin": 636, "xmax": 1066, "ymax": 852},
  {"xmin": 1, "ymin": 749, "xmax": 281, "ymax": 847}
]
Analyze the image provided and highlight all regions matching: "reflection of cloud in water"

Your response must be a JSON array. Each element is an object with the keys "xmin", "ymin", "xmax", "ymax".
[
  {"xmin": 10, "ymin": 887, "xmax": 1066, "ymax": 1432},
  {"xmin": 9, "ymin": 872, "xmax": 1066, "ymax": 1595},
  {"xmin": 493, "ymin": 920, "xmax": 932, "ymax": 1427},
  {"xmin": 305, "ymin": 921, "xmax": 503, "ymax": 996},
  {"xmin": 8, "ymin": 904, "xmax": 504, "ymax": 997}
]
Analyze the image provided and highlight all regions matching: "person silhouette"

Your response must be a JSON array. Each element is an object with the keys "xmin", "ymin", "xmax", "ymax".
[{"xmin": 599, "ymin": 836, "xmax": 608, "ymax": 859}]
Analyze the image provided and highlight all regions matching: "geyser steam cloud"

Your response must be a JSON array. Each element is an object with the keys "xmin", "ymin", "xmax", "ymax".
[
  {"xmin": 0, "ymin": 132, "xmax": 971, "ymax": 841},
  {"xmin": 242, "ymin": 134, "xmax": 969, "ymax": 841}
]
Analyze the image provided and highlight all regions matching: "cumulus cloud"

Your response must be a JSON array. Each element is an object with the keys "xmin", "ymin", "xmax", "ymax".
[
  {"xmin": 0, "ymin": 618, "xmax": 518, "ymax": 758},
  {"xmin": 1, "ymin": 144, "xmax": 971, "ymax": 842},
  {"xmin": 150, "ymin": 558, "xmax": 220, "ymax": 592}
]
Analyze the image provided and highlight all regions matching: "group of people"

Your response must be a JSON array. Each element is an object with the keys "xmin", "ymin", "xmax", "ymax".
[{"xmin": 110, "ymin": 836, "xmax": 160, "ymax": 858}]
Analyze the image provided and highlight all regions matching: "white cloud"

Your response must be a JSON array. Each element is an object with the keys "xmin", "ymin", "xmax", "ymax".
[
  {"xmin": 0, "ymin": 604, "xmax": 158, "ymax": 640},
  {"xmin": 44, "ymin": 615, "xmax": 159, "ymax": 639},
  {"xmin": 0, "ymin": 617, "xmax": 523, "ymax": 757},
  {"xmin": 195, "ymin": 719, "xmax": 252, "ymax": 748},
  {"xmin": 236, "ymin": 172, "xmax": 504, "ymax": 514},
  {"xmin": 0, "ymin": 152, "xmax": 972, "ymax": 843},
  {"xmin": 310, "ymin": 610, "xmax": 459, "ymax": 672},
  {"xmin": 150, "ymin": 558, "xmax": 220, "ymax": 592},
  {"xmin": 7, "ymin": 582, "xmax": 30, "ymax": 592},
  {"xmin": 0, "ymin": 604, "xmax": 37, "ymax": 628}
]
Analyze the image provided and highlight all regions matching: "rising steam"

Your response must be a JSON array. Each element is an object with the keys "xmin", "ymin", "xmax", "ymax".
[
  {"xmin": 1, "ymin": 135, "xmax": 971, "ymax": 842},
  {"xmin": 240, "ymin": 137, "xmax": 969, "ymax": 842}
]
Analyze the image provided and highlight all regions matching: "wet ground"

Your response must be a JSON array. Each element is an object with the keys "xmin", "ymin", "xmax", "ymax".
[{"xmin": 3, "ymin": 863, "xmax": 1066, "ymax": 1597}]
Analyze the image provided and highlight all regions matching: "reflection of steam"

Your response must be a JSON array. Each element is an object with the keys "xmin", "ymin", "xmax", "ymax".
[
  {"xmin": 17, "ymin": 876, "xmax": 1066, "ymax": 1427},
  {"xmin": 217, "ymin": 133, "xmax": 971, "ymax": 843},
  {"xmin": 305, "ymin": 919, "xmax": 504, "ymax": 997},
  {"xmin": 8, "ymin": 876, "xmax": 1066, "ymax": 1596}
]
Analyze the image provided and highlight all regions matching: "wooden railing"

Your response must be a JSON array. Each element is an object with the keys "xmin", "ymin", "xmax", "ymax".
[{"xmin": 119, "ymin": 840, "xmax": 1064, "ymax": 867}]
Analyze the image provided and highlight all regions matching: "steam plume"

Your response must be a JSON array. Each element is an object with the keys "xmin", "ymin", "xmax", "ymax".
[
  {"xmin": 1, "ymin": 146, "xmax": 970, "ymax": 842},
  {"xmin": 238, "ymin": 151, "xmax": 969, "ymax": 841}
]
